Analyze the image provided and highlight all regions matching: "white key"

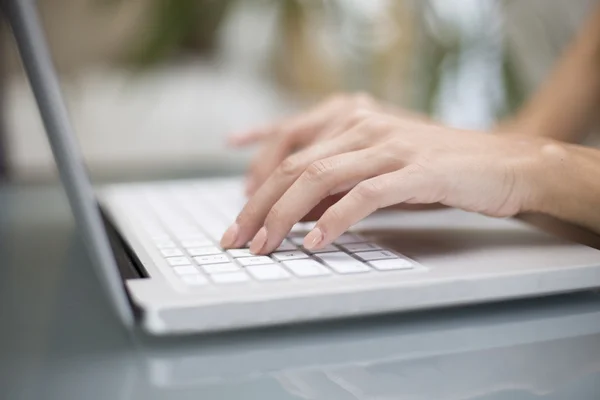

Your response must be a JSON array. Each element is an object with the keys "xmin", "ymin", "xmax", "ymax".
[
  {"xmin": 340, "ymin": 243, "xmax": 382, "ymax": 253},
  {"xmin": 227, "ymin": 249, "xmax": 254, "ymax": 258},
  {"xmin": 237, "ymin": 256, "xmax": 274, "ymax": 266},
  {"xmin": 181, "ymin": 239, "xmax": 214, "ymax": 248},
  {"xmin": 305, "ymin": 244, "xmax": 338, "ymax": 254},
  {"xmin": 181, "ymin": 275, "xmax": 208, "ymax": 286},
  {"xmin": 201, "ymin": 263, "xmax": 240, "ymax": 274},
  {"xmin": 290, "ymin": 222, "xmax": 314, "ymax": 233},
  {"xmin": 167, "ymin": 257, "xmax": 192, "ymax": 266},
  {"xmin": 283, "ymin": 259, "xmax": 331, "ymax": 277},
  {"xmin": 187, "ymin": 246, "xmax": 222, "ymax": 256},
  {"xmin": 160, "ymin": 248, "xmax": 184, "ymax": 257},
  {"xmin": 155, "ymin": 240, "xmax": 177, "ymax": 249},
  {"xmin": 193, "ymin": 254, "xmax": 230, "ymax": 265},
  {"xmin": 276, "ymin": 240, "xmax": 297, "ymax": 252},
  {"xmin": 146, "ymin": 228, "xmax": 166, "ymax": 236},
  {"xmin": 355, "ymin": 250, "xmax": 399, "ymax": 261},
  {"xmin": 211, "ymin": 271, "xmax": 250, "ymax": 284},
  {"xmin": 172, "ymin": 265, "xmax": 198, "ymax": 275},
  {"xmin": 369, "ymin": 258, "xmax": 414, "ymax": 271},
  {"xmin": 150, "ymin": 233, "xmax": 170, "ymax": 241},
  {"xmin": 271, "ymin": 251, "xmax": 308, "ymax": 261},
  {"xmin": 246, "ymin": 265, "xmax": 291, "ymax": 281},
  {"xmin": 175, "ymin": 232, "xmax": 206, "ymax": 241},
  {"xmin": 333, "ymin": 233, "xmax": 366, "ymax": 245},
  {"xmin": 317, "ymin": 252, "xmax": 371, "ymax": 274},
  {"xmin": 289, "ymin": 237, "xmax": 306, "ymax": 246}
]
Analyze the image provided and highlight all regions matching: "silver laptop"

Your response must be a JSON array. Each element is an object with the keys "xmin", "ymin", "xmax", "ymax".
[{"xmin": 6, "ymin": 0, "xmax": 600, "ymax": 335}]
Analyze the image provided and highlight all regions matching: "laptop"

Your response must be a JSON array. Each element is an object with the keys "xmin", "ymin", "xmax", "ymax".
[{"xmin": 5, "ymin": 0, "xmax": 600, "ymax": 335}]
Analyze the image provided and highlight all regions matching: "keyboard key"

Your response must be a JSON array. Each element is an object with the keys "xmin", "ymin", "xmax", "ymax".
[
  {"xmin": 355, "ymin": 250, "xmax": 398, "ymax": 261},
  {"xmin": 201, "ymin": 263, "xmax": 240, "ymax": 274},
  {"xmin": 150, "ymin": 233, "xmax": 170, "ymax": 241},
  {"xmin": 193, "ymin": 254, "xmax": 230, "ymax": 265},
  {"xmin": 167, "ymin": 256, "xmax": 192, "ymax": 266},
  {"xmin": 237, "ymin": 256, "xmax": 274, "ymax": 266},
  {"xmin": 333, "ymin": 233, "xmax": 366, "ymax": 245},
  {"xmin": 227, "ymin": 248, "xmax": 254, "ymax": 258},
  {"xmin": 160, "ymin": 248, "xmax": 184, "ymax": 257},
  {"xmin": 289, "ymin": 237, "xmax": 306, "ymax": 246},
  {"xmin": 283, "ymin": 259, "xmax": 331, "ymax": 277},
  {"xmin": 275, "ymin": 240, "xmax": 297, "ymax": 252},
  {"xmin": 175, "ymin": 233, "xmax": 206, "ymax": 241},
  {"xmin": 369, "ymin": 258, "xmax": 414, "ymax": 271},
  {"xmin": 211, "ymin": 271, "xmax": 250, "ymax": 284},
  {"xmin": 271, "ymin": 250, "xmax": 308, "ymax": 261},
  {"xmin": 181, "ymin": 275, "xmax": 208, "ymax": 286},
  {"xmin": 246, "ymin": 265, "xmax": 291, "ymax": 281},
  {"xmin": 181, "ymin": 239, "xmax": 214, "ymax": 248},
  {"xmin": 155, "ymin": 240, "xmax": 177, "ymax": 249},
  {"xmin": 317, "ymin": 252, "xmax": 371, "ymax": 274},
  {"xmin": 305, "ymin": 244, "xmax": 338, "ymax": 254},
  {"xmin": 340, "ymin": 243, "xmax": 382, "ymax": 253},
  {"xmin": 172, "ymin": 265, "xmax": 198, "ymax": 275},
  {"xmin": 187, "ymin": 246, "xmax": 222, "ymax": 256}
]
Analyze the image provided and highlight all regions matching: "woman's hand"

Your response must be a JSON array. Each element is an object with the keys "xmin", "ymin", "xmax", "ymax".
[
  {"xmin": 221, "ymin": 110, "xmax": 546, "ymax": 255},
  {"xmin": 229, "ymin": 93, "xmax": 408, "ymax": 195}
]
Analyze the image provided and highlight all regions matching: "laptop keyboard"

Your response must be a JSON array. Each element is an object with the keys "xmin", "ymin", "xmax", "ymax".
[{"xmin": 126, "ymin": 182, "xmax": 418, "ymax": 287}]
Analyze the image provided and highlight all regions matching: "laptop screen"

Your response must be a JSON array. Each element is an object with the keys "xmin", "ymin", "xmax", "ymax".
[{"xmin": 2, "ymin": 0, "xmax": 133, "ymax": 325}]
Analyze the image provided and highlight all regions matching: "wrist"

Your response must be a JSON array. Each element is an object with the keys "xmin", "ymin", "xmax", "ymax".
[{"xmin": 518, "ymin": 139, "xmax": 573, "ymax": 215}]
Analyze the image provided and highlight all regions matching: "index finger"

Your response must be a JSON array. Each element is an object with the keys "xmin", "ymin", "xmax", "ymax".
[{"xmin": 219, "ymin": 136, "xmax": 362, "ymax": 250}]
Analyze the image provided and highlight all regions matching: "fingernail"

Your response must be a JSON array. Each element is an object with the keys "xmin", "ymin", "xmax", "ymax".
[
  {"xmin": 220, "ymin": 223, "xmax": 239, "ymax": 248},
  {"xmin": 304, "ymin": 227, "xmax": 324, "ymax": 250},
  {"xmin": 250, "ymin": 227, "xmax": 268, "ymax": 254}
]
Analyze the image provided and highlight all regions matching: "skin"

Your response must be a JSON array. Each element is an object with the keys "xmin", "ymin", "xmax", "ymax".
[{"xmin": 220, "ymin": 4, "xmax": 600, "ymax": 254}]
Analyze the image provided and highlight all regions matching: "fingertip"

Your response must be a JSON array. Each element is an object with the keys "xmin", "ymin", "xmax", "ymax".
[
  {"xmin": 249, "ymin": 227, "xmax": 268, "ymax": 255},
  {"xmin": 303, "ymin": 227, "xmax": 324, "ymax": 250}
]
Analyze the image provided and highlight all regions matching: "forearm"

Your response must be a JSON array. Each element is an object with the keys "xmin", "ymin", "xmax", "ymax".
[
  {"xmin": 526, "ymin": 141, "xmax": 600, "ymax": 233},
  {"xmin": 503, "ymin": 5, "xmax": 600, "ymax": 143}
]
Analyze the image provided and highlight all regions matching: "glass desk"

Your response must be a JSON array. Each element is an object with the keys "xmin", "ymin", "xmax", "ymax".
[{"xmin": 2, "ymin": 183, "xmax": 600, "ymax": 400}]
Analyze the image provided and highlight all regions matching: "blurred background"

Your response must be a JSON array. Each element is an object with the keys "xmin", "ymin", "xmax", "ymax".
[{"xmin": 0, "ymin": 0, "xmax": 597, "ymax": 183}]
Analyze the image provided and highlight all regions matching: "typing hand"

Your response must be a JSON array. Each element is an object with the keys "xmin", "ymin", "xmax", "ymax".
[
  {"xmin": 228, "ymin": 93, "xmax": 401, "ymax": 196},
  {"xmin": 221, "ymin": 108, "xmax": 545, "ymax": 254}
]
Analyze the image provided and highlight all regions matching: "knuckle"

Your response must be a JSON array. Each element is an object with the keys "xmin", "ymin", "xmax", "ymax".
[
  {"xmin": 278, "ymin": 155, "xmax": 302, "ymax": 177},
  {"xmin": 348, "ymin": 108, "xmax": 373, "ymax": 125},
  {"xmin": 304, "ymin": 159, "xmax": 333, "ymax": 183},
  {"xmin": 354, "ymin": 180, "xmax": 383, "ymax": 202}
]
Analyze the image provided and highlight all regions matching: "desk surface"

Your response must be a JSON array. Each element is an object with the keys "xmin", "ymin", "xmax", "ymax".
[{"xmin": 3, "ymin": 183, "xmax": 600, "ymax": 400}]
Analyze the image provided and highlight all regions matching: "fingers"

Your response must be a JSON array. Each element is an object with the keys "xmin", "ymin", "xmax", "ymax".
[
  {"xmin": 252, "ymin": 147, "xmax": 401, "ymax": 254},
  {"xmin": 245, "ymin": 132, "xmax": 296, "ymax": 195},
  {"xmin": 304, "ymin": 166, "xmax": 434, "ymax": 249},
  {"xmin": 227, "ymin": 127, "xmax": 272, "ymax": 147},
  {"xmin": 244, "ymin": 101, "xmax": 354, "ymax": 194},
  {"xmin": 220, "ymin": 134, "xmax": 365, "ymax": 250}
]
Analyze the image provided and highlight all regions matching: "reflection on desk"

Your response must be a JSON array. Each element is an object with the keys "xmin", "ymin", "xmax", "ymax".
[{"xmin": 135, "ymin": 294, "xmax": 600, "ymax": 400}]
